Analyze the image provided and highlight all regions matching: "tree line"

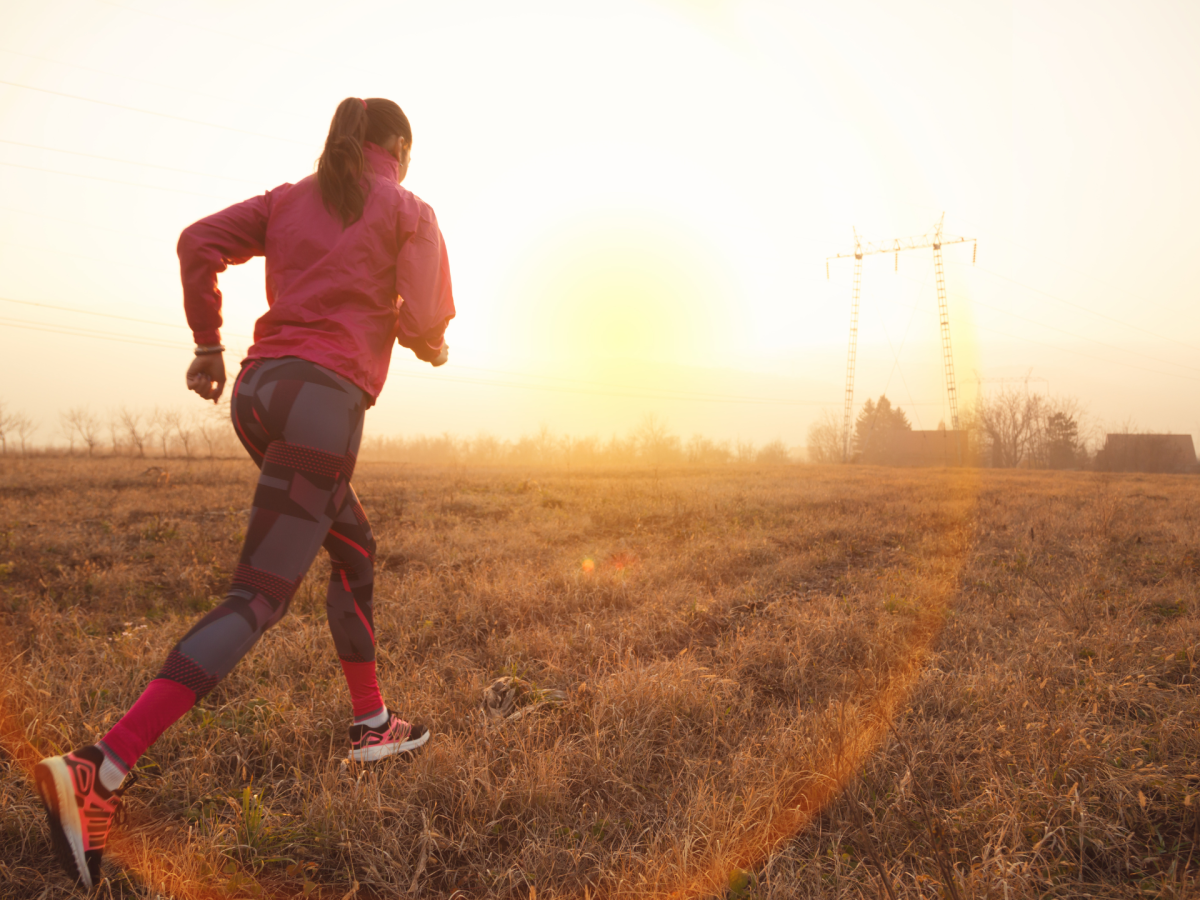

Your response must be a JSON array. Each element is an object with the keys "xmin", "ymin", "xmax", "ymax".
[
  {"xmin": 0, "ymin": 404, "xmax": 797, "ymax": 467},
  {"xmin": 0, "ymin": 391, "xmax": 1166, "ymax": 470},
  {"xmin": 807, "ymin": 387, "xmax": 1099, "ymax": 468},
  {"xmin": 0, "ymin": 401, "xmax": 242, "ymax": 459},
  {"xmin": 361, "ymin": 415, "xmax": 794, "ymax": 467}
]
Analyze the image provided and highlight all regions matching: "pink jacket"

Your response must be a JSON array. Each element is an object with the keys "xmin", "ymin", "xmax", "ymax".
[{"xmin": 178, "ymin": 142, "xmax": 454, "ymax": 400}]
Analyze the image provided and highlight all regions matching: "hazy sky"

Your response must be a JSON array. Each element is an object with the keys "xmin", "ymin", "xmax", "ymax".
[{"xmin": 1, "ymin": 0, "xmax": 1197, "ymax": 447}]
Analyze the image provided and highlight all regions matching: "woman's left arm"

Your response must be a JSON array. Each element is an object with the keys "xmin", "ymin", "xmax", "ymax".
[
  {"xmin": 178, "ymin": 192, "xmax": 272, "ymax": 402},
  {"xmin": 178, "ymin": 192, "xmax": 272, "ymax": 348}
]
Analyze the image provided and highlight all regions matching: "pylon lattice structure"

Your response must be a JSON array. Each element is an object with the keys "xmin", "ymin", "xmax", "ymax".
[{"xmin": 826, "ymin": 214, "xmax": 976, "ymax": 462}]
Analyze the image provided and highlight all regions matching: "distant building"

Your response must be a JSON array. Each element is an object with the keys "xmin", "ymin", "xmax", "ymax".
[
  {"xmin": 1095, "ymin": 434, "xmax": 1198, "ymax": 473},
  {"xmin": 887, "ymin": 430, "xmax": 970, "ymax": 467}
]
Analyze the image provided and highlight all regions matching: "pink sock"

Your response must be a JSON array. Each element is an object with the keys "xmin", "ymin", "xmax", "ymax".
[
  {"xmin": 340, "ymin": 660, "xmax": 385, "ymax": 721},
  {"xmin": 99, "ymin": 679, "xmax": 196, "ymax": 771}
]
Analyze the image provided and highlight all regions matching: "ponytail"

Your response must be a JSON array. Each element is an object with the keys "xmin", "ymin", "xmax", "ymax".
[
  {"xmin": 318, "ymin": 98, "xmax": 369, "ymax": 226},
  {"xmin": 317, "ymin": 97, "xmax": 414, "ymax": 227}
]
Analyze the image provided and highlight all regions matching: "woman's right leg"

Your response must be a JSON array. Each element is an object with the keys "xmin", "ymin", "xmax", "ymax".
[
  {"xmin": 325, "ymin": 478, "xmax": 429, "ymax": 761},
  {"xmin": 324, "ymin": 487, "xmax": 383, "ymax": 721}
]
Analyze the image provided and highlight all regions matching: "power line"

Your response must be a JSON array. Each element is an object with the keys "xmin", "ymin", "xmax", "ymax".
[
  {"xmin": 887, "ymin": 268, "xmax": 1200, "ymax": 382},
  {"xmin": 0, "ymin": 204, "xmax": 162, "ymax": 243},
  {"xmin": 0, "ymin": 79, "xmax": 307, "ymax": 146},
  {"xmin": 98, "ymin": 0, "xmax": 387, "ymax": 81},
  {"xmin": 0, "ymin": 315, "xmax": 188, "ymax": 349},
  {"xmin": 0, "ymin": 238, "xmax": 175, "ymax": 273},
  {"xmin": 0, "ymin": 159, "xmax": 228, "ymax": 199},
  {"xmin": 0, "ymin": 295, "xmax": 254, "ymax": 339},
  {"xmin": 0, "ymin": 296, "xmax": 838, "ymax": 405},
  {"xmin": 0, "ymin": 314, "xmax": 252, "ymax": 355},
  {"xmin": 0, "ymin": 294, "xmax": 940, "ymax": 407},
  {"xmin": 919, "ymin": 275, "xmax": 1200, "ymax": 376},
  {"xmin": 0, "ymin": 138, "xmax": 263, "ymax": 185},
  {"xmin": 0, "ymin": 47, "xmax": 306, "ymax": 114},
  {"xmin": 392, "ymin": 368, "xmax": 841, "ymax": 406},
  {"xmin": 448, "ymin": 363, "xmax": 826, "ymax": 405},
  {"xmin": 948, "ymin": 258, "xmax": 1200, "ymax": 356},
  {"xmin": 929, "ymin": 298, "xmax": 1200, "ymax": 384},
  {"xmin": 966, "ymin": 318, "xmax": 1200, "ymax": 383},
  {"xmin": 836, "ymin": 267, "xmax": 1200, "ymax": 386},
  {"xmin": 933, "ymin": 211, "xmax": 1200, "ymax": 340}
]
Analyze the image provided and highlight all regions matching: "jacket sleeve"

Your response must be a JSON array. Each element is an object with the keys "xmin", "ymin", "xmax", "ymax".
[
  {"xmin": 177, "ymin": 192, "xmax": 272, "ymax": 346},
  {"xmin": 395, "ymin": 198, "xmax": 455, "ymax": 362}
]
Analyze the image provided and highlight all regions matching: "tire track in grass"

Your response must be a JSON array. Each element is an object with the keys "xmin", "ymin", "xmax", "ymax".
[{"xmin": 654, "ymin": 490, "xmax": 974, "ymax": 900}]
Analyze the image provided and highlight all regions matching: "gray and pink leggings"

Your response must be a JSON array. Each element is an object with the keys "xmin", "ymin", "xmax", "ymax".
[{"xmin": 99, "ymin": 357, "xmax": 383, "ymax": 774}]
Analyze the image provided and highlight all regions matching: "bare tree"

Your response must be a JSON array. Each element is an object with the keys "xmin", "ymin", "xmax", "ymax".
[
  {"xmin": 120, "ymin": 407, "xmax": 149, "ymax": 458},
  {"xmin": 0, "ymin": 401, "xmax": 11, "ymax": 455},
  {"xmin": 173, "ymin": 410, "xmax": 197, "ymax": 459},
  {"xmin": 533, "ymin": 423, "xmax": 558, "ymax": 466},
  {"xmin": 686, "ymin": 434, "xmax": 732, "ymax": 465},
  {"xmin": 467, "ymin": 431, "xmax": 503, "ymax": 465},
  {"xmin": 968, "ymin": 389, "xmax": 1089, "ymax": 469},
  {"xmin": 106, "ymin": 412, "xmax": 123, "ymax": 457},
  {"xmin": 735, "ymin": 439, "xmax": 757, "ymax": 465},
  {"xmin": 806, "ymin": 409, "xmax": 845, "ymax": 464},
  {"xmin": 971, "ymin": 388, "xmax": 1041, "ymax": 468},
  {"xmin": 80, "ymin": 410, "xmax": 102, "ymax": 457},
  {"xmin": 1027, "ymin": 395, "xmax": 1088, "ymax": 469},
  {"xmin": 60, "ymin": 407, "xmax": 101, "ymax": 456},
  {"xmin": 13, "ymin": 413, "xmax": 37, "ymax": 455},
  {"xmin": 196, "ymin": 404, "xmax": 235, "ymax": 459},
  {"xmin": 156, "ymin": 408, "xmax": 181, "ymax": 457},
  {"xmin": 634, "ymin": 414, "xmax": 682, "ymax": 467},
  {"xmin": 756, "ymin": 439, "xmax": 792, "ymax": 465}
]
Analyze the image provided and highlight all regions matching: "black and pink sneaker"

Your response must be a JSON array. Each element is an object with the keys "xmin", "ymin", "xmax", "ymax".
[
  {"xmin": 348, "ymin": 714, "xmax": 429, "ymax": 762},
  {"xmin": 34, "ymin": 746, "xmax": 135, "ymax": 889}
]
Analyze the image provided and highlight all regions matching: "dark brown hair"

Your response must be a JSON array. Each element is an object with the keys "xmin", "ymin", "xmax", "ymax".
[{"xmin": 317, "ymin": 97, "xmax": 413, "ymax": 226}]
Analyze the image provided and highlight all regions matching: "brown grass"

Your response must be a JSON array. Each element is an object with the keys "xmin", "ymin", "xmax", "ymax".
[{"xmin": 0, "ymin": 458, "xmax": 1197, "ymax": 898}]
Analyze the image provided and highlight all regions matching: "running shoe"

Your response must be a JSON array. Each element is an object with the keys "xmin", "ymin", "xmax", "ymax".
[
  {"xmin": 34, "ymin": 745, "xmax": 135, "ymax": 889},
  {"xmin": 348, "ymin": 714, "xmax": 429, "ymax": 762}
]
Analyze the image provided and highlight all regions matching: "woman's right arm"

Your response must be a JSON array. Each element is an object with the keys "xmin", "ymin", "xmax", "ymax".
[{"xmin": 395, "ymin": 195, "xmax": 455, "ymax": 364}]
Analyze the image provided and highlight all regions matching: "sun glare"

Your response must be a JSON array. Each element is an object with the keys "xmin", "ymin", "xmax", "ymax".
[{"xmin": 504, "ymin": 212, "xmax": 737, "ymax": 369}]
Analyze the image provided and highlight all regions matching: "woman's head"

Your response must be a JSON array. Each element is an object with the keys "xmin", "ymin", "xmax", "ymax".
[{"xmin": 317, "ymin": 97, "xmax": 413, "ymax": 226}]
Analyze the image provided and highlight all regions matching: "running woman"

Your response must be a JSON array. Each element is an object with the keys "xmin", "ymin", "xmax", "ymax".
[{"xmin": 34, "ymin": 96, "xmax": 455, "ymax": 889}]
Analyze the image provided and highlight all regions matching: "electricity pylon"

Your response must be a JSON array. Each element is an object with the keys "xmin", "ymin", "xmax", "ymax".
[{"xmin": 826, "ymin": 214, "xmax": 976, "ymax": 462}]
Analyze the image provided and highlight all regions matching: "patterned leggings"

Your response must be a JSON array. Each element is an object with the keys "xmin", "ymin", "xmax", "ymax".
[
  {"xmin": 164, "ymin": 357, "xmax": 378, "ymax": 692},
  {"xmin": 99, "ymin": 357, "xmax": 383, "ymax": 772}
]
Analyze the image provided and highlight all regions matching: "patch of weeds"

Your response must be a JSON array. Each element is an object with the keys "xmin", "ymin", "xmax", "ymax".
[
  {"xmin": 234, "ymin": 782, "xmax": 268, "ymax": 852},
  {"xmin": 187, "ymin": 593, "xmax": 222, "ymax": 613},
  {"xmin": 140, "ymin": 517, "xmax": 179, "ymax": 542},
  {"xmin": 1149, "ymin": 599, "xmax": 1187, "ymax": 619},
  {"xmin": 727, "ymin": 867, "xmax": 759, "ymax": 899},
  {"xmin": 285, "ymin": 862, "xmax": 320, "ymax": 896},
  {"xmin": 196, "ymin": 858, "xmax": 263, "ymax": 898},
  {"xmin": 882, "ymin": 595, "xmax": 917, "ymax": 616}
]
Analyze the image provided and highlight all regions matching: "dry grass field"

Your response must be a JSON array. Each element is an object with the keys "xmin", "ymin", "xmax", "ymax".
[{"xmin": 1, "ymin": 458, "xmax": 1197, "ymax": 898}]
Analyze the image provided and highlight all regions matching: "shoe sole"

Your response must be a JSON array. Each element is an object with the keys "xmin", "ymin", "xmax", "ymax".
[
  {"xmin": 34, "ymin": 756, "xmax": 92, "ymax": 889},
  {"xmin": 348, "ymin": 727, "xmax": 430, "ymax": 762}
]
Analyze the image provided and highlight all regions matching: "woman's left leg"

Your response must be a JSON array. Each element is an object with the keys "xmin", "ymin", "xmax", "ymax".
[{"xmin": 32, "ymin": 358, "xmax": 424, "ymax": 888}]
